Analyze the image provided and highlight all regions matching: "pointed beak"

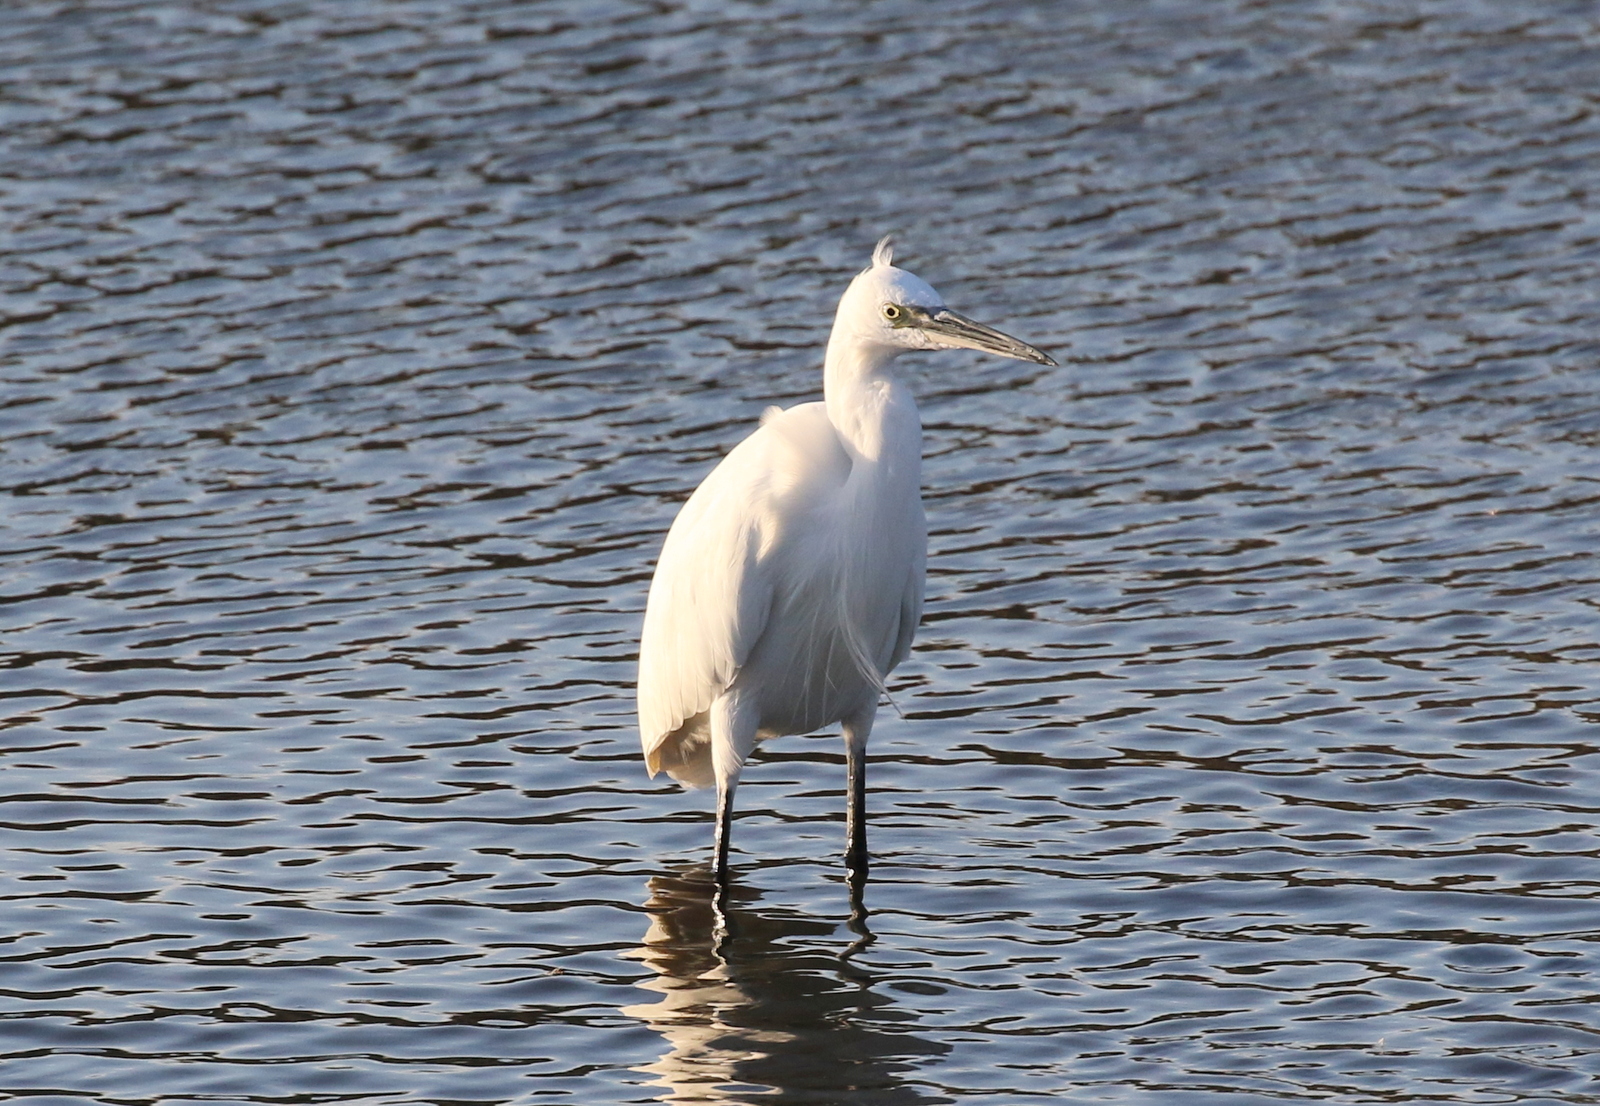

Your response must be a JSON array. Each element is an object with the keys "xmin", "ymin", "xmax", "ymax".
[{"xmin": 908, "ymin": 306, "xmax": 1057, "ymax": 366}]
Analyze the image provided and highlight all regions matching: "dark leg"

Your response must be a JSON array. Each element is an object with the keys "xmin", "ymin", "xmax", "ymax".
[
  {"xmin": 713, "ymin": 775, "xmax": 735, "ymax": 884},
  {"xmin": 709, "ymin": 690, "xmax": 753, "ymax": 885},
  {"xmin": 845, "ymin": 739, "xmax": 869, "ymax": 882},
  {"xmin": 842, "ymin": 711, "xmax": 874, "ymax": 888}
]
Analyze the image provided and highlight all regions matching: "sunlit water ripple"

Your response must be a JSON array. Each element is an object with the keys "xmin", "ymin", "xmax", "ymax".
[{"xmin": 3, "ymin": 1, "xmax": 1599, "ymax": 1103}]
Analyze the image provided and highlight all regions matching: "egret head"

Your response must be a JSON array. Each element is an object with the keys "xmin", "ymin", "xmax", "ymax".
[{"xmin": 833, "ymin": 236, "xmax": 1057, "ymax": 367}]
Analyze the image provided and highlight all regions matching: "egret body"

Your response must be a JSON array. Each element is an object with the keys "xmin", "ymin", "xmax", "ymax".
[{"xmin": 638, "ymin": 239, "xmax": 1055, "ymax": 885}]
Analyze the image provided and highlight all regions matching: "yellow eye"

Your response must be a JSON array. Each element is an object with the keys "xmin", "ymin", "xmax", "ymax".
[{"xmin": 881, "ymin": 303, "xmax": 902, "ymax": 322}]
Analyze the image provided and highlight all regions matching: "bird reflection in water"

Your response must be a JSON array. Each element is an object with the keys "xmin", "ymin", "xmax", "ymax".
[{"xmin": 622, "ymin": 869, "xmax": 948, "ymax": 1105}]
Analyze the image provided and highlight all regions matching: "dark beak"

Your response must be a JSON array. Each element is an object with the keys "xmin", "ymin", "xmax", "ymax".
[{"xmin": 911, "ymin": 307, "xmax": 1057, "ymax": 366}]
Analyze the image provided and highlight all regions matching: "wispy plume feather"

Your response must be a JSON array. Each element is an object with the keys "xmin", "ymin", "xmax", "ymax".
[{"xmin": 872, "ymin": 235, "xmax": 894, "ymax": 268}]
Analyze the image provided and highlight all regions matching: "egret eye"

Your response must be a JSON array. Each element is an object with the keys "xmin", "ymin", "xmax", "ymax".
[{"xmin": 881, "ymin": 303, "xmax": 902, "ymax": 322}]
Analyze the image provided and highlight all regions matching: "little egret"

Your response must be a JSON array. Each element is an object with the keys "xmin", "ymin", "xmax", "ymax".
[{"xmin": 638, "ymin": 238, "xmax": 1055, "ymax": 887}]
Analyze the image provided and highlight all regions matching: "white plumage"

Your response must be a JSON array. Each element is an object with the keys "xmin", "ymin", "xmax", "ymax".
[{"xmin": 638, "ymin": 238, "xmax": 1055, "ymax": 882}]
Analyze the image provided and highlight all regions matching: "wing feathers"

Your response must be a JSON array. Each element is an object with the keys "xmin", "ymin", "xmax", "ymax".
[{"xmin": 637, "ymin": 402, "xmax": 849, "ymax": 780}]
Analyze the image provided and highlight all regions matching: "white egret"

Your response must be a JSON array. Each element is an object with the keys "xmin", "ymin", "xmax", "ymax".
[{"xmin": 638, "ymin": 238, "xmax": 1055, "ymax": 884}]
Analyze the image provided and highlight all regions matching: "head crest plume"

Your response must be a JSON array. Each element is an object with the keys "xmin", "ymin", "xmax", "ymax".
[{"xmin": 872, "ymin": 235, "xmax": 894, "ymax": 269}]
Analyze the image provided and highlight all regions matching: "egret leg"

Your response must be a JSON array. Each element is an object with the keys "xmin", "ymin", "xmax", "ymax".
[
  {"xmin": 710, "ymin": 690, "xmax": 757, "ymax": 883},
  {"xmin": 842, "ymin": 712, "xmax": 875, "ymax": 888},
  {"xmin": 712, "ymin": 776, "xmax": 736, "ymax": 883}
]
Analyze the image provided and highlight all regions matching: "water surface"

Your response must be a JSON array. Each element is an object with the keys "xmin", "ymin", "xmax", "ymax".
[{"xmin": 3, "ymin": 1, "xmax": 1599, "ymax": 1103}]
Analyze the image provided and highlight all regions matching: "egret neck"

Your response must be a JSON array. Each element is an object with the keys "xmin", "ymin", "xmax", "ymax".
[{"xmin": 823, "ymin": 328, "xmax": 921, "ymax": 468}]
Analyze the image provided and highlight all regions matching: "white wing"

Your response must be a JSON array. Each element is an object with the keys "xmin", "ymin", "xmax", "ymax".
[
  {"xmin": 888, "ymin": 532, "xmax": 925, "ymax": 674},
  {"xmin": 637, "ymin": 402, "xmax": 852, "ymax": 784}
]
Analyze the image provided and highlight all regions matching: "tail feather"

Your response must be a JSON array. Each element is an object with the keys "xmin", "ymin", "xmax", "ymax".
[{"xmin": 645, "ymin": 712, "xmax": 717, "ymax": 789}]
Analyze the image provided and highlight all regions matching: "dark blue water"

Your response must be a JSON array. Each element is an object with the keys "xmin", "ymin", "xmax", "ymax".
[{"xmin": 3, "ymin": 1, "xmax": 1599, "ymax": 1102}]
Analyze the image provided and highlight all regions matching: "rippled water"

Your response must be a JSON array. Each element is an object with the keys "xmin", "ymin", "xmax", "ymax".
[{"xmin": 4, "ymin": 1, "xmax": 1600, "ymax": 1102}]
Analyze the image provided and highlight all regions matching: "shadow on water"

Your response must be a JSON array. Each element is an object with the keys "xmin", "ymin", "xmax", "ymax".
[{"xmin": 624, "ymin": 868, "xmax": 949, "ymax": 1105}]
